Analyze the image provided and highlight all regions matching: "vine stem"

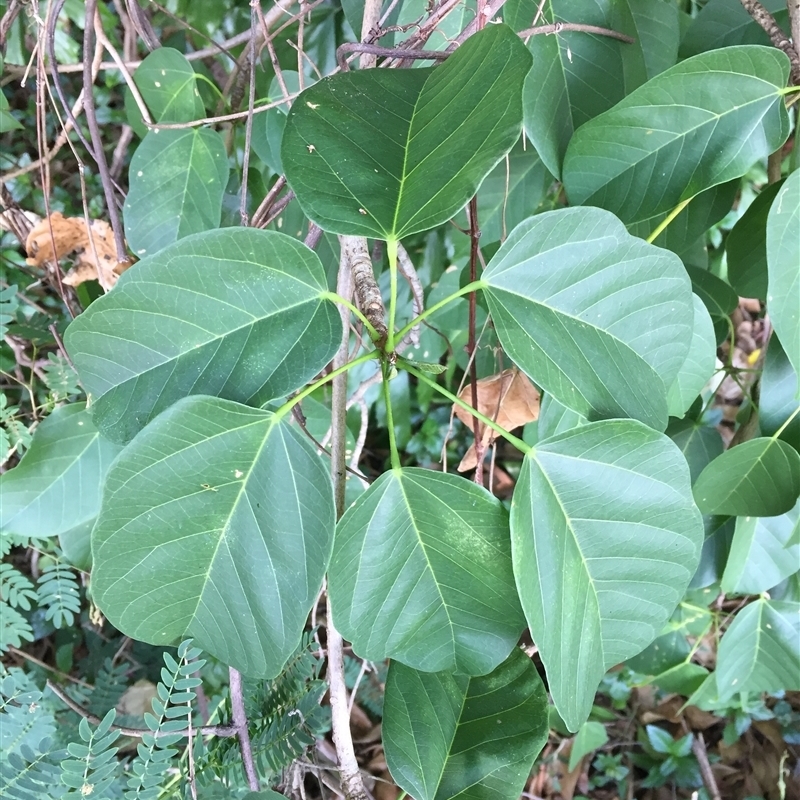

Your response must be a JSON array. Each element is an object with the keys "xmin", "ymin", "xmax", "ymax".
[
  {"xmin": 327, "ymin": 223, "xmax": 371, "ymax": 800},
  {"xmin": 467, "ymin": 196, "xmax": 484, "ymax": 485},
  {"xmin": 403, "ymin": 364, "xmax": 531, "ymax": 454},
  {"xmin": 383, "ymin": 366, "xmax": 401, "ymax": 470},
  {"xmin": 322, "ymin": 291, "xmax": 381, "ymax": 343},
  {"xmin": 229, "ymin": 668, "xmax": 259, "ymax": 791},
  {"xmin": 386, "ymin": 238, "xmax": 399, "ymax": 352}
]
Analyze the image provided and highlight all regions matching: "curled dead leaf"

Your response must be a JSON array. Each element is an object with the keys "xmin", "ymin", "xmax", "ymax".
[
  {"xmin": 25, "ymin": 212, "xmax": 132, "ymax": 291},
  {"xmin": 455, "ymin": 368, "xmax": 540, "ymax": 471}
]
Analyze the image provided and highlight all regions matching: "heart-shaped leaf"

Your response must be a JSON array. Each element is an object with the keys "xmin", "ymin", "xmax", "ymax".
[
  {"xmin": 562, "ymin": 46, "xmax": 790, "ymax": 224},
  {"xmin": 124, "ymin": 127, "xmax": 229, "ymax": 257},
  {"xmin": 383, "ymin": 648, "xmax": 548, "ymax": 800},
  {"xmin": 65, "ymin": 228, "xmax": 339, "ymax": 443},
  {"xmin": 281, "ymin": 24, "xmax": 531, "ymax": 240},
  {"xmin": 91, "ymin": 396, "xmax": 334, "ymax": 678},
  {"xmin": 481, "ymin": 207, "xmax": 694, "ymax": 430},
  {"xmin": 511, "ymin": 419, "xmax": 703, "ymax": 730},
  {"xmin": 715, "ymin": 598, "xmax": 800, "ymax": 701},
  {"xmin": 721, "ymin": 498, "xmax": 800, "ymax": 595},
  {"xmin": 522, "ymin": 0, "xmax": 647, "ymax": 179},
  {"xmin": 328, "ymin": 468, "xmax": 525, "ymax": 675},
  {"xmin": 0, "ymin": 403, "xmax": 122, "ymax": 541},
  {"xmin": 693, "ymin": 438, "xmax": 800, "ymax": 517},
  {"xmin": 767, "ymin": 169, "xmax": 800, "ymax": 378},
  {"xmin": 132, "ymin": 47, "xmax": 204, "ymax": 124}
]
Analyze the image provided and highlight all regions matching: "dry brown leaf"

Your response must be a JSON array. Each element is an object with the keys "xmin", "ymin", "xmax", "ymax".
[
  {"xmin": 25, "ymin": 211, "xmax": 131, "ymax": 290},
  {"xmin": 455, "ymin": 368, "xmax": 540, "ymax": 472},
  {"xmin": 116, "ymin": 679, "xmax": 157, "ymax": 716}
]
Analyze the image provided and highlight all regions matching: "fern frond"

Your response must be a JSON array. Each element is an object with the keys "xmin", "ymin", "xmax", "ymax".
[
  {"xmin": 60, "ymin": 709, "xmax": 122, "ymax": 800},
  {"xmin": 1, "ymin": 737, "xmax": 65, "ymax": 800},
  {"xmin": 0, "ymin": 563, "xmax": 38, "ymax": 610},
  {"xmin": 42, "ymin": 354, "xmax": 81, "ymax": 403},
  {"xmin": 124, "ymin": 640, "xmax": 204, "ymax": 800},
  {"xmin": 1, "ymin": 670, "xmax": 58, "ymax": 759},
  {"xmin": 36, "ymin": 562, "xmax": 81, "ymax": 628},
  {"xmin": 0, "ymin": 601, "xmax": 34, "ymax": 652}
]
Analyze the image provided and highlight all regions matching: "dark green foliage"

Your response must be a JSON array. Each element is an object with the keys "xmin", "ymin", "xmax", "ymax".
[
  {"xmin": 60, "ymin": 710, "xmax": 121, "ymax": 799},
  {"xmin": 37, "ymin": 562, "xmax": 81, "ymax": 629}
]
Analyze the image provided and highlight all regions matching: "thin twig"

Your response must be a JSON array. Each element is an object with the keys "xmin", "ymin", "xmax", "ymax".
[
  {"xmin": 337, "ymin": 42, "xmax": 449, "ymax": 71},
  {"xmin": 83, "ymin": 1, "xmax": 129, "ymax": 264},
  {"xmin": 240, "ymin": 3, "xmax": 259, "ymax": 226},
  {"xmin": 467, "ymin": 197, "xmax": 484, "ymax": 485},
  {"xmin": 396, "ymin": 243, "xmax": 423, "ymax": 347},
  {"xmin": 517, "ymin": 22, "xmax": 635, "ymax": 44},
  {"xmin": 229, "ymin": 668, "xmax": 260, "ymax": 791},
  {"xmin": 46, "ymin": 680, "xmax": 237, "ymax": 737}
]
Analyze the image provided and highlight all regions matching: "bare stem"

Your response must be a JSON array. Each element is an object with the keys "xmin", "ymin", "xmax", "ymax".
[
  {"xmin": 517, "ymin": 22, "xmax": 635, "ymax": 44},
  {"xmin": 229, "ymin": 668, "xmax": 259, "ymax": 791},
  {"xmin": 740, "ymin": 0, "xmax": 800, "ymax": 83}
]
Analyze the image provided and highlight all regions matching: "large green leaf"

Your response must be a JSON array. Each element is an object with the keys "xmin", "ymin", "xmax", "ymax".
[
  {"xmin": 766, "ymin": 170, "xmax": 800, "ymax": 379},
  {"xmin": 693, "ymin": 438, "xmax": 800, "ymax": 517},
  {"xmin": 562, "ymin": 46, "xmax": 790, "ymax": 224},
  {"xmin": 538, "ymin": 394, "xmax": 587, "ymax": 440},
  {"xmin": 0, "ymin": 404, "xmax": 122, "ymax": 541},
  {"xmin": 721, "ymin": 498, "xmax": 800, "ymax": 595},
  {"xmin": 65, "ymin": 228, "xmax": 338, "ymax": 444},
  {"xmin": 481, "ymin": 207, "xmax": 694, "ymax": 430},
  {"xmin": 91, "ymin": 396, "xmax": 334, "ymax": 678},
  {"xmin": 761, "ymin": 335, "xmax": 800, "ymax": 452},
  {"xmin": 666, "ymin": 294, "xmax": 717, "ymax": 418},
  {"xmin": 680, "ymin": 0, "xmax": 790, "ymax": 57},
  {"xmin": 521, "ymin": 0, "xmax": 647, "ymax": 179},
  {"xmin": 123, "ymin": 127, "xmax": 229, "ymax": 257},
  {"xmin": 715, "ymin": 598, "xmax": 800, "ymax": 701},
  {"xmin": 726, "ymin": 180, "xmax": 783, "ymax": 301},
  {"xmin": 383, "ymin": 648, "xmax": 548, "ymax": 800},
  {"xmin": 281, "ymin": 24, "xmax": 531, "ymax": 240},
  {"xmin": 328, "ymin": 468, "xmax": 525, "ymax": 675},
  {"xmin": 132, "ymin": 48, "xmax": 204, "ymax": 124},
  {"xmin": 511, "ymin": 419, "xmax": 703, "ymax": 729}
]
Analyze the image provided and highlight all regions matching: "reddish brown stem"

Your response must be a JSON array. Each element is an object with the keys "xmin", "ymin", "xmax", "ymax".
[{"xmin": 467, "ymin": 197, "xmax": 484, "ymax": 485}]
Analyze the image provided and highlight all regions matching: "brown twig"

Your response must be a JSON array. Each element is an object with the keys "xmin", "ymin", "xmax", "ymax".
[
  {"xmin": 739, "ymin": 0, "xmax": 800, "ymax": 83},
  {"xmin": 240, "ymin": 3, "xmax": 259, "ymax": 226},
  {"xmin": 229, "ymin": 668, "xmax": 260, "ymax": 791},
  {"xmin": 343, "ymin": 236, "xmax": 388, "ymax": 347},
  {"xmin": 517, "ymin": 22, "xmax": 635, "ymax": 44},
  {"xmin": 336, "ymin": 42, "xmax": 449, "ymax": 71},
  {"xmin": 46, "ymin": 679, "xmax": 237, "ymax": 738},
  {"xmin": 251, "ymin": 175, "xmax": 287, "ymax": 228},
  {"xmin": 467, "ymin": 197, "xmax": 484, "ymax": 486}
]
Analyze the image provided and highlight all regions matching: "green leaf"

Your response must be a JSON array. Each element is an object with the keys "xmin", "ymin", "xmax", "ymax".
[
  {"xmin": 242, "ymin": 792, "xmax": 285, "ymax": 800},
  {"xmin": 721, "ymin": 498, "xmax": 800, "ymax": 595},
  {"xmin": 562, "ymin": 46, "xmax": 791, "ymax": 224},
  {"xmin": 329, "ymin": 468, "xmax": 525, "ymax": 675},
  {"xmin": 538, "ymin": 394, "xmax": 587, "ymax": 440},
  {"xmin": 91, "ymin": 396, "xmax": 334, "ymax": 678},
  {"xmin": 522, "ymin": 0, "xmax": 647, "ymax": 179},
  {"xmin": 766, "ymin": 169, "xmax": 800, "ymax": 379},
  {"xmin": 761, "ymin": 334, "xmax": 800, "ymax": 452},
  {"xmin": 481, "ymin": 207, "xmax": 694, "ymax": 430},
  {"xmin": 629, "ymin": 180, "xmax": 739, "ymax": 260},
  {"xmin": 65, "ymin": 228, "xmax": 338, "ymax": 444},
  {"xmin": 131, "ymin": 48, "xmax": 204, "ymax": 124},
  {"xmin": 628, "ymin": 0, "xmax": 680, "ymax": 79},
  {"xmin": 251, "ymin": 71, "xmax": 302, "ymax": 175},
  {"xmin": 726, "ymin": 180, "xmax": 783, "ymax": 301},
  {"xmin": 383, "ymin": 648, "xmax": 548, "ymax": 800},
  {"xmin": 680, "ymin": 0, "xmax": 790, "ymax": 57},
  {"xmin": 667, "ymin": 418, "xmax": 724, "ymax": 485},
  {"xmin": 512, "ymin": 419, "xmax": 703, "ymax": 730},
  {"xmin": 0, "ymin": 91, "xmax": 22, "ymax": 132},
  {"xmin": 693, "ymin": 438, "xmax": 800, "ymax": 517},
  {"xmin": 123, "ymin": 127, "xmax": 229, "ymax": 258},
  {"xmin": 0, "ymin": 404, "xmax": 122, "ymax": 540},
  {"xmin": 715, "ymin": 598, "xmax": 800, "ymax": 701},
  {"xmin": 687, "ymin": 267, "xmax": 738, "ymax": 324},
  {"xmin": 666, "ymin": 295, "xmax": 717, "ymax": 418},
  {"xmin": 568, "ymin": 720, "xmax": 608, "ymax": 772},
  {"xmin": 689, "ymin": 515, "xmax": 735, "ymax": 590},
  {"xmin": 281, "ymin": 24, "xmax": 531, "ymax": 240}
]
